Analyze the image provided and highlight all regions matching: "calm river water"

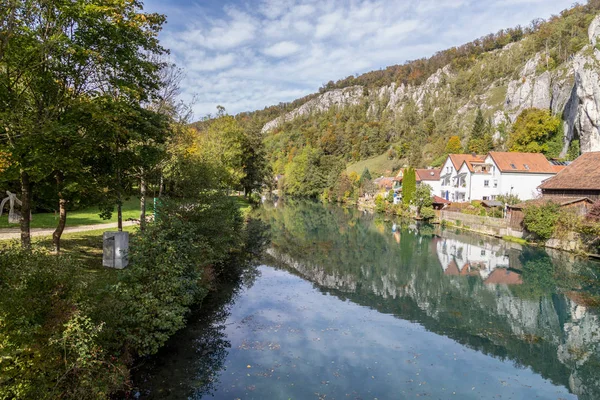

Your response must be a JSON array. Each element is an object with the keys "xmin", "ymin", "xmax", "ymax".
[{"xmin": 135, "ymin": 200, "xmax": 600, "ymax": 400}]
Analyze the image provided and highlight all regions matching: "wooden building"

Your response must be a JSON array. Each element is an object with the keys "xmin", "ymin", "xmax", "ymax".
[{"xmin": 539, "ymin": 152, "xmax": 600, "ymax": 201}]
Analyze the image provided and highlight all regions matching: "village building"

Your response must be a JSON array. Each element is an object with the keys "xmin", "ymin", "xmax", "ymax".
[
  {"xmin": 440, "ymin": 152, "xmax": 561, "ymax": 202},
  {"xmin": 539, "ymin": 152, "xmax": 600, "ymax": 201},
  {"xmin": 415, "ymin": 168, "xmax": 442, "ymax": 194}
]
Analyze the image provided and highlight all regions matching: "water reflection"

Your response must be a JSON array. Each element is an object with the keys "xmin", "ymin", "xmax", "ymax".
[
  {"xmin": 261, "ymin": 200, "xmax": 600, "ymax": 399},
  {"xmin": 136, "ymin": 201, "xmax": 600, "ymax": 399}
]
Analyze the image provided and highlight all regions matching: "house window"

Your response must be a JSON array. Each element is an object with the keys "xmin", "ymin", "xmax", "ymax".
[
  {"xmin": 483, "ymin": 196, "xmax": 489, "ymax": 200},
  {"xmin": 510, "ymin": 163, "xmax": 517, "ymax": 169},
  {"xmin": 484, "ymin": 180, "xmax": 489, "ymax": 187},
  {"xmin": 524, "ymin": 164, "xmax": 530, "ymax": 170},
  {"xmin": 491, "ymin": 195, "xmax": 496, "ymax": 200},
  {"xmin": 481, "ymin": 249, "xmax": 486, "ymax": 256},
  {"xmin": 493, "ymin": 180, "xmax": 498, "ymax": 188}
]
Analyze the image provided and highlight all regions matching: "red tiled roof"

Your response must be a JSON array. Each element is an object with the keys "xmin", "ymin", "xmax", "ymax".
[
  {"xmin": 415, "ymin": 168, "xmax": 441, "ymax": 181},
  {"xmin": 445, "ymin": 260, "xmax": 460, "ymax": 276},
  {"xmin": 488, "ymin": 152, "xmax": 555, "ymax": 173},
  {"xmin": 432, "ymin": 195, "xmax": 451, "ymax": 205},
  {"xmin": 448, "ymin": 154, "xmax": 485, "ymax": 171},
  {"xmin": 484, "ymin": 269, "xmax": 523, "ymax": 285},
  {"xmin": 539, "ymin": 152, "xmax": 600, "ymax": 190}
]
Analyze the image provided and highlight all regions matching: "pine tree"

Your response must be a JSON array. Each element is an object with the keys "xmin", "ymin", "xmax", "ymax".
[{"xmin": 402, "ymin": 167, "xmax": 416, "ymax": 205}]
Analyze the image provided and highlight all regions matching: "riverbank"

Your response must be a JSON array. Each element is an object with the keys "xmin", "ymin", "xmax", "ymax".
[
  {"xmin": 0, "ymin": 196, "xmax": 265, "ymax": 399},
  {"xmin": 134, "ymin": 200, "xmax": 600, "ymax": 399}
]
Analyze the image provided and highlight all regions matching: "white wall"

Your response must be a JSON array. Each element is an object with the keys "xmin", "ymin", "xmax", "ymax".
[
  {"xmin": 436, "ymin": 237, "xmax": 510, "ymax": 279},
  {"xmin": 421, "ymin": 180, "xmax": 441, "ymax": 196},
  {"xmin": 498, "ymin": 173, "xmax": 553, "ymax": 201}
]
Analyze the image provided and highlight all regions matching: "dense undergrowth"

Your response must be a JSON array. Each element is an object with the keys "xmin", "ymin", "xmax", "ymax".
[{"xmin": 0, "ymin": 196, "xmax": 269, "ymax": 399}]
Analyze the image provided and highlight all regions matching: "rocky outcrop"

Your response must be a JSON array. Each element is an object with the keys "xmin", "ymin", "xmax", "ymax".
[
  {"xmin": 261, "ymin": 86, "xmax": 364, "ymax": 133},
  {"xmin": 262, "ymin": 15, "xmax": 600, "ymax": 155},
  {"xmin": 569, "ymin": 22, "xmax": 600, "ymax": 153}
]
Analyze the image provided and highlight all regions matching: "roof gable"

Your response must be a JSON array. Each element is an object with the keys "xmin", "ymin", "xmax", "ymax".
[
  {"xmin": 415, "ymin": 168, "xmax": 441, "ymax": 181},
  {"xmin": 448, "ymin": 154, "xmax": 485, "ymax": 171},
  {"xmin": 488, "ymin": 152, "xmax": 555, "ymax": 173}
]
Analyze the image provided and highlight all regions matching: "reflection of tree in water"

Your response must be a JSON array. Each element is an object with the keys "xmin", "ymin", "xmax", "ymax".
[
  {"xmin": 262, "ymin": 200, "xmax": 600, "ymax": 400},
  {"xmin": 135, "ymin": 218, "xmax": 270, "ymax": 399}
]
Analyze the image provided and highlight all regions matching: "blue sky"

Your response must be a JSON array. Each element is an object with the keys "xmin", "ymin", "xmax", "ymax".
[{"xmin": 143, "ymin": 0, "xmax": 574, "ymax": 119}]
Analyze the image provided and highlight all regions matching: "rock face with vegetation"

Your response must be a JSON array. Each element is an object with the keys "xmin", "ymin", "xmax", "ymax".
[{"xmin": 260, "ymin": 5, "xmax": 600, "ymax": 176}]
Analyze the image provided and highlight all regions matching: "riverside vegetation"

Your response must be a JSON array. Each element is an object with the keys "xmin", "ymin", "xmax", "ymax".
[{"xmin": 0, "ymin": 1, "xmax": 271, "ymax": 398}]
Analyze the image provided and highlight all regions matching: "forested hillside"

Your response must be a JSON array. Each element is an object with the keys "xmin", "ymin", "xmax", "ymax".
[{"xmin": 196, "ymin": 1, "xmax": 600, "ymax": 198}]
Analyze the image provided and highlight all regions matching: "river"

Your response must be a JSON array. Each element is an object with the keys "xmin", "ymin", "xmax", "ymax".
[{"xmin": 135, "ymin": 200, "xmax": 600, "ymax": 399}]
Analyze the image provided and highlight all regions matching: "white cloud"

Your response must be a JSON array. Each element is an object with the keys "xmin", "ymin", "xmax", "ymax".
[
  {"xmin": 144, "ymin": 0, "xmax": 576, "ymax": 118},
  {"xmin": 263, "ymin": 41, "xmax": 302, "ymax": 57}
]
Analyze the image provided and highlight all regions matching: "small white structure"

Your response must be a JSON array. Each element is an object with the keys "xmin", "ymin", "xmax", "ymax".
[
  {"xmin": 0, "ymin": 191, "xmax": 23, "ymax": 224},
  {"xmin": 103, "ymin": 231, "xmax": 129, "ymax": 269},
  {"xmin": 439, "ymin": 152, "xmax": 562, "ymax": 202},
  {"xmin": 415, "ymin": 168, "xmax": 442, "ymax": 195}
]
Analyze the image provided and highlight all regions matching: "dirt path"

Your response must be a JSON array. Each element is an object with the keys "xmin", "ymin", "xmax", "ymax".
[{"xmin": 0, "ymin": 221, "xmax": 137, "ymax": 241}]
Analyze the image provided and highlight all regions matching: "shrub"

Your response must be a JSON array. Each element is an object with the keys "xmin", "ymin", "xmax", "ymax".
[
  {"xmin": 375, "ymin": 194, "xmax": 386, "ymax": 213},
  {"xmin": 0, "ymin": 248, "xmax": 125, "ymax": 399},
  {"xmin": 523, "ymin": 202, "xmax": 561, "ymax": 241},
  {"xmin": 420, "ymin": 206, "xmax": 436, "ymax": 221}
]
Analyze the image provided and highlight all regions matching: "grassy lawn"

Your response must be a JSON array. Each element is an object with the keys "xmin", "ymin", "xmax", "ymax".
[
  {"xmin": 0, "ymin": 198, "xmax": 150, "ymax": 229},
  {"xmin": 347, "ymin": 153, "xmax": 400, "ymax": 177}
]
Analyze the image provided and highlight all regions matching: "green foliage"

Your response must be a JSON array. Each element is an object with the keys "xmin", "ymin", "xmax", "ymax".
[
  {"xmin": 523, "ymin": 201, "xmax": 561, "ymax": 241},
  {"xmin": 402, "ymin": 168, "xmax": 416, "ymax": 205},
  {"xmin": 567, "ymin": 139, "xmax": 580, "ymax": 161},
  {"xmin": 0, "ymin": 248, "xmax": 125, "ymax": 399},
  {"xmin": 360, "ymin": 167, "xmax": 372, "ymax": 182},
  {"xmin": 496, "ymin": 193, "xmax": 521, "ymax": 206},
  {"xmin": 387, "ymin": 190, "xmax": 395, "ymax": 203},
  {"xmin": 508, "ymin": 108, "xmax": 562, "ymax": 157},
  {"xmin": 419, "ymin": 206, "xmax": 436, "ymax": 221},
  {"xmin": 467, "ymin": 109, "xmax": 494, "ymax": 154},
  {"xmin": 413, "ymin": 184, "xmax": 433, "ymax": 218},
  {"xmin": 374, "ymin": 194, "xmax": 386, "ymax": 213}
]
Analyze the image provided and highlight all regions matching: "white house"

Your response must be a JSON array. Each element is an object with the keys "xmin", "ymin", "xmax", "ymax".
[
  {"xmin": 439, "ymin": 152, "xmax": 562, "ymax": 202},
  {"xmin": 415, "ymin": 168, "xmax": 441, "ymax": 195}
]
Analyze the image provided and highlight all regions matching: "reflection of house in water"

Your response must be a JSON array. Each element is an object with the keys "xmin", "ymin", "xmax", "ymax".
[{"xmin": 436, "ymin": 236, "xmax": 520, "ymax": 284}]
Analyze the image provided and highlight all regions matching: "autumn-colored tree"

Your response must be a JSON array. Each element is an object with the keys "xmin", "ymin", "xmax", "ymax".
[{"xmin": 445, "ymin": 136, "xmax": 463, "ymax": 154}]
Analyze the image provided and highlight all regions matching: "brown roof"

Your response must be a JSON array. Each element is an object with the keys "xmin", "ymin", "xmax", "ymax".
[
  {"xmin": 484, "ymin": 269, "xmax": 523, "ymax": 285},
  {"xmin": 539, "ymin": 152, "xmax": 600, "ymax": 190},
  {"xmin": 488, "ymin": 152, "xmax": 555, "ymax": 173},
  {"xmin": 374, "ymin": 177, "xmax": 395, "ymax": 189},
  {"xmin": 432, "ymin": 195, "xmax": 451, "ymax": 205},
  {"xmin": 445, "ymin": 260, "xmax": 460, "ymax": 276},
  {"xmin": 415, "ymin": 168, "xmax": 441, "ymax": 181},
  {"xmin": 508, "ymin": 196, "xmax": 593, "ymax": 210},
  {"xmin": 448, "ymin": 154, "xmax": 485, "ymax": 171}
]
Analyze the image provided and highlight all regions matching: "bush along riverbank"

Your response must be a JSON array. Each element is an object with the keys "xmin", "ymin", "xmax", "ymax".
[{"xmin": 0, "ymin": 195, "xmax": 269, "ymax": 400}]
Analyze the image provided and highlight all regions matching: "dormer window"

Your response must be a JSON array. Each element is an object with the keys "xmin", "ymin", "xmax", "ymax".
[
  {"xmin": 524, "ymin": 164, "xmax": 529, "ymax": 170},
  {"xmin": 510, "ymin": 163, "xmax": 517, "ymax": 169}
]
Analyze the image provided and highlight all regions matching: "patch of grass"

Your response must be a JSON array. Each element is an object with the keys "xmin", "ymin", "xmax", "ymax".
[
  {"xmin": 0, "ymin": 198, "xmax": 149, "ymax": 229},
  {"xmin": 347, "ymin": 153, "xmax": 400, "ymax": 177},
  {"xmin": 486, "ymin": 85, "xmax": 508, "ymax": 112},
  {"xmin": 502, "ymin": 235, "xmax": 528, "ymax": 245}
]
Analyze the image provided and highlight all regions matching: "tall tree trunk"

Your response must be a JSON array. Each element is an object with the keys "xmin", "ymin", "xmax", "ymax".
[
  {"xmin": 158, "ymin": 173, "xmax": 163, "ymax": 198},
  {"xmin": 20, "ymin": 169, "xmax": 31, "ymax": 249},
  {"xmin": 117, "ymin": 165, "xmax": 123, "ymax": 232},
  {"xmin": 139, "ymin": 170, "xmax": 146, "ymax": 231},
  {"xmin": 52, "ymin": 172, "xmax": 67, "ymax": 254}
]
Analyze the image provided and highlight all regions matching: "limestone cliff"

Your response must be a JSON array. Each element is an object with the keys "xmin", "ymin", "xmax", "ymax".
[{"xmin": 262, "ymin": 15, "xmax": 600, "ymax": 156}]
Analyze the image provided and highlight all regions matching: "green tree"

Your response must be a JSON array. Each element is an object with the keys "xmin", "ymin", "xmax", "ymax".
[
  {"xmin": 445, "ymin": 136, "xmax": 463, "ymax": 154},
  {"xmin": 402, "ymin": 167, "xmax": 416, "ymax": 205},
  {"xmin": 413, "ymin": 184, "xmax": 433, "ymax": 219},
  {"xmin": 360, "ymin": 167, "xmax": 372, "ymax": 182},
  {"xmin": 240, "ymin": 120, "xmax": 271, "ymax": 198},
  {"xmin": 0, "ymin": 0, "xmax": 166, "ymax": 248},
  {"xmin": 508, "ymin": 108, "xmax": 562, "ymax": 157},
  {"xmin": 467, "ymin": 108, "xmax": 493, "ymax": 154}
]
